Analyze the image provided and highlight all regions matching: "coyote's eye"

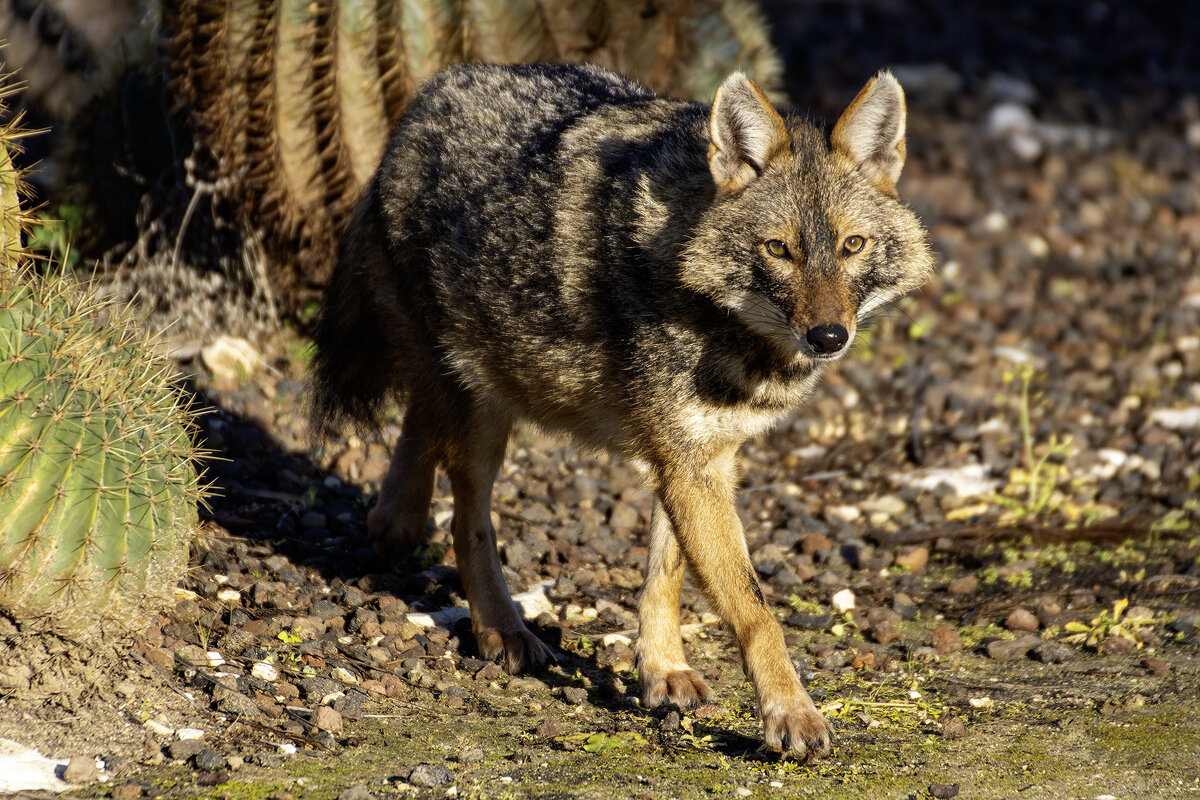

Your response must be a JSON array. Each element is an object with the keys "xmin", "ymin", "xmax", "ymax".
[
  {"xmin": 843, "ymin": 235, "xmax": 866, "ymax": 255},
  {"xmin": 765, "ymin": 240, "xmax": 790, "ymax": 259}
]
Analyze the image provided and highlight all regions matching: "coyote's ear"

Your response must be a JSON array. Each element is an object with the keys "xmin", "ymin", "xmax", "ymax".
[
  {"xmin": 708, "ymin": 73, "xmax": 789, "ymax": 195},
  {"xmin": 832, "ymin": 71, "xmax": 907, "ymax": 195}
]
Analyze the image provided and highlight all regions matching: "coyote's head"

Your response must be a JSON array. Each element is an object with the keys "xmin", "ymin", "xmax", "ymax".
[{"xmin": 683, "ymin": 71, "xmax": 934, "ymax": 362}]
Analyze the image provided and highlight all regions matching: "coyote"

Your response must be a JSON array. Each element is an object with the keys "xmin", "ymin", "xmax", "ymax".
[{"xmin": 310, "ymin": 63, "xmax": 933, "ymax": 759}]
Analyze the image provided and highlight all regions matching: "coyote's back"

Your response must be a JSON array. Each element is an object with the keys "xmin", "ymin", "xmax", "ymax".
[{"xmin": 310, "ymin": 62, "xmax": 932, "ymax": 761}]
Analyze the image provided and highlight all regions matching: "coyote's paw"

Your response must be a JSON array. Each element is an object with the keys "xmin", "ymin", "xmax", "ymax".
[
  {"xmin": 366, "ymin": 506, "xmax": 427, "ymax": 564},
  {"xmin": 477, "ymin": 626, "xmax": 556, "ymax": 674},
  {"xmin": 761, "ymin": 699, "xmax": 834, "ymax": 761},
  {"xmin": 640, "ymin": 668, "xmax": 715, "ymax": 709}
]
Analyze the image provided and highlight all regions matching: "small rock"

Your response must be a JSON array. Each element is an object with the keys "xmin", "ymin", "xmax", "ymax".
[
  {"xmin": 61, "ymin": 756, "xmax": 98, "ymax": 784},
  {"xmin": 312, "ymin": 706, "xmax": 344, "ymax": 733},
  {"xmin": 338, "ymin": 785, "xmax": 375, "ymax": 800},
  {"xmin": 214, "ymin": 687, "xmax": 261, "ymax": 717},
  {"xmin": 201, "ymin": 335, "xmax": 261, "ymax": 382},
  {"xmin": 534, "ymin": 719, "xmax": 562, "ymax": 739},
  {"xmin": 194, "ymin": 749, "xmax": 227, "ymax": 772},
  {"xmin": 930, "ymin": 781, "xmax": 960, "ymax": 798},
  {"xmin": 459, "ymin": 746, "xmax": 485, "ymax": 764},
  {"xmin": 786, "ymin": 612, "xmax": 832, "ymax": 631},
  {"xmin": 331, "ymin": 667, "xmax": 360, "ymax": 685},
  {"xmin": 1004, "ymin": 608, "xmax": 1040, "ymax": 632},
  {"xmin": 112, "ymin": 785, "xmax": 144, "ymax": 800},
  {"xmin": 986, "ymin": 635, "xmax": 1039, "ymax": 661},
  {"xmin": 894, "ymin": 546, "xmax": 929, "ymax": 572},
  {"xmin": 830, "ymin": 588, "xmax": 856, "ymax": 614},
  {"xmin": 817, "ymin": 651, "xmax": 847, "ymax": 671},
  {"xmin": 176, "ymin": 727, "xmax": 205, "ymax": 741},
  {"xmin": 930, "ymin": 625, "xmax": 962, "ymax": 655},
  {"xmin": 560, "ymin": 686, "xmax": 588, "ymax": 705},
  {"xmin": 800, "ymin": 532, "xmax": 834, "ymax": 556},
  {"xmin": 891, "ymin": 593, "xmax": 919, "ymax": 620},
  {"xmin": 609, "ymin": 502, "xmax": 640, "ymax": 529},
  {"xmin": 940, "ymin": 716, "xmax": 967, "ymax": 739},
  {"xmin": 660, "ymin": 710, "xmax": 682, "ymax": 731},
  {"xmin": 168, "ymin": 740, "xmax": 204, "ymax": 762},
  {"xmin": 872, "ymin": 620, "xmax": 901, "ymax": 645},
  {"xmin": 1142, "ymin": 657, "xmax": 1170, "ymax": 677},
  {"xmin": 1031, "ymin": 641, "xmax": 1076, "ymax": 664},
  {"xmin": 407, "ymin": 764, "xmax": 453, "ymax": 788},
  {"xmin": 547, "ymin": 575, "xmax": 578, "ymax": 602},
  {"xmin": 947, "ymin": 575, "xmax": 978, "ymax": 595},
  {"xmin": 826, "ymin": 504, "xmax": 861, "ymax": 524},
  {"xmin": 1099, "ymin": 635, "xmax": 1138, "ymax": 656}
]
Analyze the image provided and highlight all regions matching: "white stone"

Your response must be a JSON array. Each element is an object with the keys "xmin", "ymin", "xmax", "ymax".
[
  {"xmin": 330, "ymin": 667, "xmax": 359, "ymax": 685},
  {"xmin": 200, "ymin": 335, "xmax": 262, "ymax": 382},
  {"xmin": 251, "ymin": 661, "xmax": 279, "ymax": 682},
  {"xmin": 831, "ymin": 589, "xmax": 856, "ymax": 615},
  {"xmin": 176, "ymin": 728, "xmax": 205, "ymax": 741},
  {"xmin": 826, "ymin": 504, "xmax": 861, "ymax": 524},
  {"xmin": 0, "ymin": 739, "xmax": 71, "ymax": 794},
  {"xmin": 859, "ymin": 494, "xmax": 906, "ymax": 517},
  {"xmin": 1148, "ymin": 406, "xmax": 1200, "ymax": 430},
  {"xmin": 894, "ymin": 464, "xmax": 1000, "ymax": 498},
  {"xmin": 512, "ymin": 580, "xmax": 556, "ymax": 620},
  {"xmin": 143, "ymin": 720, "xmax": 174, "ymax": 737},
  {"xmin": 216, "ymin": 588, "xmax": 241, "ymax": 603}
]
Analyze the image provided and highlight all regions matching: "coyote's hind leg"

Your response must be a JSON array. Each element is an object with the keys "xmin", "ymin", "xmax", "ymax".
[{"xmin": 368, "ymin": 403, "xmax": 441, "ymax": 562}]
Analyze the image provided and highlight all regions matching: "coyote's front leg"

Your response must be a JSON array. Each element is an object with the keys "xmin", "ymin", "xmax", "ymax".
[{"xmin": 653, "ymin": 448, "xmax": 834, "ymax": 761}]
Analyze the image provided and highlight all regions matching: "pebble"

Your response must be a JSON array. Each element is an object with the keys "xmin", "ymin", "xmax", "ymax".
[
  {"xmin": 168, "ymin": 740, "xmax": 205, "ymax": 761},
  {"xmin": 534, "ymin": 718, "xmax": 562, "ymax": 739},
  {"xmin": 894, "ymin": 546, "xmax": 929, "ymax": 572},
  {"xmin": 871, "ymin": 620, "xmax": 901, "ymax": 644},
  {"xmin": 940, "ymin": 716, "xmax": 967, "ymax": 739},
  {"xmin": 1141, "ymin": 657, "xmax": 1170, "ymax": 677},
  {"xmin": 947, "ymin": 575, "xmax": 979, "ymax": 595},
  {"xmin": 194, "ymin": 749, "xmax": 227, "ymax": 772},
  {"xmin": 61, "ymin": 756, "xmax": 98, "ymax": 784},
  {"xmin": 560, "ymin": 686, "xmax": 588, "ymax": 705},
  {"xmin": 338, "ymin": 785, "xmax": 375, "ymax": 800},
  {"xmin": 312, "ymin": 707, "xmax": 344, "ymax": 733},
  {"xmin": 112, "ymin": 785, "xmax": 144, "ymax": 800},
  {"xmin": 930, "ymin": 626, "xmax": 962, "ymax": 655},
  {"xmin": 1031, "ymin": 642, "xmax": 1076, "ymax": 664},
  {"xmin": 408, "ymin": 764, "xmax": 453, "ymax": 788},
  {"xmin": 1004, "ymin": 608, "xmax": 1040, "ymax": 632},
  {"xmin": 800, "ymin": 532, "xmax": 833, "ymax": 556},
  {"xmin": 986, "ymin": 635, "xmax": 1039, "ymax": 661},
  {"xmin": 830, "ymin": 588, "xmax": 856, "ymax": 614},
  {"xmin": 200, "ymin": 335, "xmax": 262, "ymax": 382}
]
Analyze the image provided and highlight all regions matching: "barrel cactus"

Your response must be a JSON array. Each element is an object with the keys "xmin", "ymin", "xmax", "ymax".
[{"xmin": 0, "ymin": 87, "xmax": 205, "ymax": 637}]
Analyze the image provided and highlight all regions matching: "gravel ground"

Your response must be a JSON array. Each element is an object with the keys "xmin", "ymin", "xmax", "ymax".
[{"xmin": 1, "ymin": 2, "xmax": 1198, "ymax": 798}]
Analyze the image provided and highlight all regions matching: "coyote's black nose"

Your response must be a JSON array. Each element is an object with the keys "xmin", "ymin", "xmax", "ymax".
[{"xmin": 806, "ymin": 324, "xmax": 849, "ymax": 355}]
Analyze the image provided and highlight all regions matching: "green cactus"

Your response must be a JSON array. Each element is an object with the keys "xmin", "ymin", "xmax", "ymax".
[
  {"xmin": 0, "ymin": 271, "xmax": 206, "ymax": 635},
  {"xmin": 0, "ymin": 81, "xmax": 205, "ymax": 636}
]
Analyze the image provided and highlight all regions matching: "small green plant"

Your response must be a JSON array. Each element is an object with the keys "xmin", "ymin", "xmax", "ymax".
[
  {"xmin": 1062, "ymin": 599, "xmax": 1156, "ymax": 649},
  {"xmin": 992, "ymin": 362, "xmax": 1075, "ymax": 521}
]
